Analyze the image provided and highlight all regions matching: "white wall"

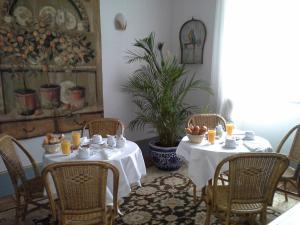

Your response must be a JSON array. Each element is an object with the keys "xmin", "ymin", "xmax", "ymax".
[
  {"xmin": 100, "ymin": 0, "xmax": 173, "ymax": 141},
  {"xmin": 169, "ymin": 0, "xmax": 217, "ymax": 112}
]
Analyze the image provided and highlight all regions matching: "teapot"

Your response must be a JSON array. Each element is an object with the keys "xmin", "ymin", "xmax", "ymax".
[
  {"xmin": 107, "ymin": 135, "xmax": 116, "ymax": 147},
  {"xmin": 78, "ymin": 146, "xmax": 91, "ymax": 159},
  {"xmin": 216, "ymin": 125, "xmax": 224, "ymax": 138},
  {"xmin": 116, "ymin": 134, "xmax": 126, "ymax": 148},
  {"xmin": 92, "ymin": 134, "xmax": 102, "ymax": 144}
]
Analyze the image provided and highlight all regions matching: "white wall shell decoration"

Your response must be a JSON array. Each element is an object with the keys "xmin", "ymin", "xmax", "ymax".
[{"xmin": 114, "ymin": 12, "xmax": 127, "ymax": 30}]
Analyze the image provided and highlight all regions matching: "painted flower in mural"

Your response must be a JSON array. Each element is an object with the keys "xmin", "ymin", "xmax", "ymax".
[
  {"xmin": 0, "ymin": 24, "xmax": 94, "ymax": 67},
  {"xmin": 0, "ymin": 27, "xmax": 33, "ymax": 61},
  {"xmin": 53, "ymin": 34, "xmax": 95, "ymax": 67}
]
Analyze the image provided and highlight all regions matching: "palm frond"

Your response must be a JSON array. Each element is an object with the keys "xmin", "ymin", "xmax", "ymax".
[{"xmin": 123, "ymin": 33, "xmax": 212, "ymax": 146}]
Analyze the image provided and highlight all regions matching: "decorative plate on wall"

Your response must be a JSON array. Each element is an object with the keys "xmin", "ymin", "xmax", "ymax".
[
  {"xmin": 65, "ymin": 11, "xmax": 77, "ymax": 30},
  {"xmin": 39, "ymin": 6, "xmax": 56, "ymax": 27},
  {"xmin": 13, "ymin": 6, "xmax": 32, "ymax": 26},
  {"xmin": 56, "ymin": 9, "xmax": 65, "ymax": 26}
]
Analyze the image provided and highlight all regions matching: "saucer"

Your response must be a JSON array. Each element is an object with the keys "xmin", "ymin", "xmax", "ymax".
[
  {"xmin": 243, "ymin": 136, "xmax": 255, "ymax": 141},
  {"xmin": 223, "ymin": 144, "xmax": 237, "ymax": 149},
  {"xmin": 76, "ymin": 154, "xmax": 90, "ymax": 160},
  {"xmin": 91, "ymin": 140, "xmax": 105, "ymax": 145}
]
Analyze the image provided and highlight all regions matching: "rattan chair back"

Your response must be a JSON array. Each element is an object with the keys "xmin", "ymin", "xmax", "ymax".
[
  {"xmin": 42, "ymin": 161, "xmax": 119, "ymax": 224},
  {"xmin": 276, "ymin": 124, "xmax": 300, "ymax": 199},
  {"xmin": 82, "ymin": 118, "xmax": 125, "ymax": 138},
  {"xmin": 187, "ymin": 113, "xmax": 226, "ymax": 130},
  {"xmin": 205, "ymin": 153, "xmax": 288, "ymax": 225},
  {"xmin": 0, "ymin": 134, "xmax": 47, "ymax": 223},
  {"xmin": 213, "ymin": 153, "xmax": 288, "ymax": 205},
  {"xmin": 0, "ymin": 135, "xmax": 40, "ymax": 196},
  {"xmin": 276, "ymin": 124, "xmax": 300, "ymax": 163}
]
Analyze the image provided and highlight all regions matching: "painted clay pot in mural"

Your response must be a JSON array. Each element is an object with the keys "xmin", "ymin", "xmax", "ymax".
[
  {"xmin": 69, "ymin": 86, "xmax": 85, "ymax": 109},
  {"xmin": 14, "ymin": 89, "xmax": 37, "ymax": 116},
  {"xmin": 40, "ymin": 84, "xmax": 61, "ymax": 109}
]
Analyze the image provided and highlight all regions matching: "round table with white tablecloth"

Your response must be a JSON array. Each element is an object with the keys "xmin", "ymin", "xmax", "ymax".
[
  {"xmin": 43, "ymin": 139, "xmax": 147, "ymax": 204},
  {"xmin": 176, "ymin": 134, "xmax": 273, "ymax": 189}
]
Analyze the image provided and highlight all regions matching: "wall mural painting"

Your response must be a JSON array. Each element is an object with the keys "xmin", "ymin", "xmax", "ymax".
[
  {"xmin": 180, "ymin": 18, "xmax": 206, "ymax": 64},
  {"xmin": 0, "ymin": 0, "xmax": 103, "ymax": 139}
]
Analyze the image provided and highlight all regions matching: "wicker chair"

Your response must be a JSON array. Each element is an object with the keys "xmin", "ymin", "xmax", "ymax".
[
  {"xmin": 42, "ymin": 161, "xmax": 119, "ymax": 225},
  {"xmin": 205, "ymin": 153, "xmax": 288, "ymax": 225},
  {"xmin": 82, "ymin": 118, "xmax": 125, "ymax": 138},
  {"xmin": 276, "ymin": 124, "xmax": 300, "ymax": 201},
  {"xmin": 0, "ymin": 134, "xmax": 48, "ymax": 224},
  {"xmin": 187, "ymin": 113, "xmax": 227, "ymax": 203},
  {"xmin": 187, "ymin": 113, "xmax": 226, "ymax": 130}
]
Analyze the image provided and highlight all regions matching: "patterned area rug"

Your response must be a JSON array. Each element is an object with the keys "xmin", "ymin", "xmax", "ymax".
[{"xmin": 0, "ymin": 169, "xmax": 299, "ymax": 225}]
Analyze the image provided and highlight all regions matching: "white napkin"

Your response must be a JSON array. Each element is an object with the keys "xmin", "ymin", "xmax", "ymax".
[
  {"xmin": 100, "ymin": 149, "xmax": 121, "ymax": 160},
  {"xmin": 243, "ymin": 141, "xmax": 272, "ymax": 152}
]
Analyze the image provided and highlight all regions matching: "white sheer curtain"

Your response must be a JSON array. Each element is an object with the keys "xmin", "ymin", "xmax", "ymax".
[{"xmin": 213, "ymin": 0, "xmax": 300, "ymax": 148}]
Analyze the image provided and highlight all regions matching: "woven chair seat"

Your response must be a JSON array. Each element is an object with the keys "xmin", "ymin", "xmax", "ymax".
[
  {"xmin": 17, "ymin": 177, "xmax": 45, "ymax": 199},
  {"xmin": 281, "ymin": 166, "xmax": 296, "ymax": 179},
  {"xmin": 207, "ymin": 186, "xmax": 264, "ymax": 213},
  {"xmin": 57, "ymin": 204, "xmax": 114, "ymax": 225}
]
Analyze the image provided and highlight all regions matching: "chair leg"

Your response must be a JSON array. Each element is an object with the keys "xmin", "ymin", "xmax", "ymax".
[
  {"xmin": 225, "ymin": 212, "xmax": 230, "ymax": 225},
  {"xmin": 15, "ymin": 195, "xmax": 22, "ymax": 225},
  {"xmin": 260, "ymin": 210, "xmax": 267, "ymax": 225},
  {"xmin": 283, "ymin": 181, "xmax": 288, "ymax": 201},
  {"xmin": 21, "ymin": 203, "xmax": 28, "ymax": 221},
  {"xmin": 204, "ymin": 203, "xmax": 211, "ymax": 225},
  {"xmin": 193, "ymin": 183, "xmax": 197, "ymax": 203}
]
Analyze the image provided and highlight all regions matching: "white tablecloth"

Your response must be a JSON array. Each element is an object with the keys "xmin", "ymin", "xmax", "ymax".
[
  {"xmin": 268, "ymin": 202, "xmax": 300, "ymax": 225},
  {"xmin": 176, "ymin": 135, "xmax": 272, "ymax": 188},
  {"xmin": 43, "ymin": 140, "xmax": 147, "ymax": 203}
]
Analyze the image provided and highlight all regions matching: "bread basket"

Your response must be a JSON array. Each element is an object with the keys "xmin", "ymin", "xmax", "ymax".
[
  {"xmin": 187, "ymin": 134, "xmax": 204, "ymax": 144},
  {"xmin": 43, "ymin": 142, "xmax": 61, "ymax": 154}
]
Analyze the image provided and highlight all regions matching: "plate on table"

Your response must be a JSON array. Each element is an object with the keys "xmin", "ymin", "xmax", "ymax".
[
  {"xmin": 222, "ymin": 144, "xmax": 237, "ymax": 149},
  {"xmin": 243, "ymin": 136, "xmax": 255, "ymax": 141}
]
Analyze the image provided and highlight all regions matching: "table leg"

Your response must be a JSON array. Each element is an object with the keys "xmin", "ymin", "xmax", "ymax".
[
  {"xmin": 192, "ymin": 182, "xmax": 208, "ymax": 205},
  {"xmin": 137, "ymin": 181, "xmax": 142, "ymax": 187},
  {"xmin": 117, "ymin": 201, "xmax": 123, "ymax": 216}
]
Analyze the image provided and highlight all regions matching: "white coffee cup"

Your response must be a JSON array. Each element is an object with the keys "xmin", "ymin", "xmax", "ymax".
[
  {"xmin": 107, "ymin": 135, "xmax": 116, "ymax": 147},
  {"xmin": 225, "ymin": 138, "xmax": 237, "ymax": 148},
  {"xmin": 245, "ymin": 131, "xmax": 255, "ymax": 140},
  {"xmin": 78, "ymin": 147, "xmax": 90, "ymax": 159},
  {"xmin": 92, "ymin": 134, "xmax": 102, "ymax": 144}
]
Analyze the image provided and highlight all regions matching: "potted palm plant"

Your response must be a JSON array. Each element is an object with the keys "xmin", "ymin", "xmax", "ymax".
[{"xmin": 123, "ymin": 33, "xmax": 212, "ymax": 170}]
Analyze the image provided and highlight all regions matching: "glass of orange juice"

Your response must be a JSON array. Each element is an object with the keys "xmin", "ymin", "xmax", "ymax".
[
  {"xmin": 72, "ymin": 131, "xmax": 81, "ymax": 148},
  {"xmin": 226, "ymin": 123, "xmax": 235, "ymax": 136},
  {"xmin": 61, "ymin": 140, "xmax": 71, "ymax": 155},
  {"xmin": 208, "ymin": 129, "xmax": 216, "ymax": 144}
]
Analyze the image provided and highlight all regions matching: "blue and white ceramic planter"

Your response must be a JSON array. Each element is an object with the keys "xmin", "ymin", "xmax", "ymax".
[{"xmin": 149, "ymin": 140, "xmax": 182, "ymax": 171}]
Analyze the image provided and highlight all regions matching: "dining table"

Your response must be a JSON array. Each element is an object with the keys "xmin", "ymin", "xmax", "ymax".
[
  {"xmin": 176, "ymin": 132, "xmax": 273, "ymax": 189},
  {"xmin": 43, "ymin": 138, "xmax": 147, "ymax": 204}
]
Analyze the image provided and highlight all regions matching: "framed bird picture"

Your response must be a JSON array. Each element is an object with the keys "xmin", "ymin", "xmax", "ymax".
[{"xmin": 179, "ymin": 18, "xmax": 206, "ymax": 64}]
